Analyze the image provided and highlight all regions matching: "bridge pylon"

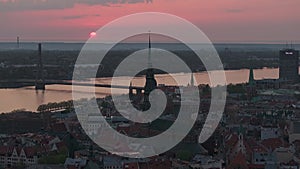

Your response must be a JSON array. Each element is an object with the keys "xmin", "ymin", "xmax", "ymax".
[{"xmin": 35, "ymin": 43, "xmax": 45, "ymax": 90}]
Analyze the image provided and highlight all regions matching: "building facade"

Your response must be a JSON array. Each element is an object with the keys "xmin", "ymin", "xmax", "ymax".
[{"xmin": 279, "ymin": 49, "xmax": 299, "ymax": 82}]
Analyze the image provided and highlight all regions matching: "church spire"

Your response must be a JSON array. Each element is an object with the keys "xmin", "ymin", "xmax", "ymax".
[
  {"xmin": 143, "ymin": 31, "xmax": 157, "ymax": 110},
  {"xmin": 148, "ymin": 31, "xmax": 152, "ymax": 69},
  {"xmin": 248, "ymin": 68, "xmax": 255, "ymax": 86}
]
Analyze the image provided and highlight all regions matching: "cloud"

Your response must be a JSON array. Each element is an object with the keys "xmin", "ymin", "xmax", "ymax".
[
  {"xmin": 62, "ymin": 14, "xmax": 101, "ymax": 20},
  {"xmin": 0, "ymin": 0, "xmax": 153, "ymax": 11}
]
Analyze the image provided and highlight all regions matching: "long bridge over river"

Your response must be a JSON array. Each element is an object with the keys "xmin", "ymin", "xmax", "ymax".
[
  {"xmin": 0, "ymin": 43, "xmax": 143, "ymax": 93},
  {"xmin": 0, "ymin": 79, "xmax": 143, "ymax": 90}
]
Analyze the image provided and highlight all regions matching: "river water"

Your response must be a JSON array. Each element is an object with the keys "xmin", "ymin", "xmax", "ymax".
[{"xmin": 0, "ymin": 68, "xmax": 279, "ymax": 113}]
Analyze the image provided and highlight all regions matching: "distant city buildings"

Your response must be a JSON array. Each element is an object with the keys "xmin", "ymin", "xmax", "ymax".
[
  {"xmin": 247, "ymin": 48, "xmax": 299, "ymax": 92},
  {"xmin": 1, "ymin": 44, "xmax": 300, "ymax": 169}
]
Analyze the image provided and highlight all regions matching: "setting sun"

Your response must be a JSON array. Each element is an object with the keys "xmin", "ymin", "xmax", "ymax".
[{"xmin": 89, "ymin": 31, "xmax": 97, "ymax": 38}]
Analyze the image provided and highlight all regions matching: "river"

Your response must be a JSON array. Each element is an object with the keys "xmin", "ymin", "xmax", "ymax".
[{"xmin": 0, "ymin": 67, "xmax": 280, "ymax": 113}]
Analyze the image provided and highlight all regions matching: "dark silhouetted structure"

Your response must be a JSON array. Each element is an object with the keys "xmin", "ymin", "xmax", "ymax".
[
  {"xmin": 35, "ymin": 43, "xmax": 46, "ymax": 90},
  {"xmin": 143, "ymin": 33, "xmax": 157, "ymax": 110},
  {"xmin": 279, "ymin": 48, "xmax": 299, "ymax": 82},
  {"xmin": 247, "ymin": 68, "xmax": 257, "ymax": 99},
  {"xmin": 17, "ymin": 36, "xmax": 20, "ymax": 48}
]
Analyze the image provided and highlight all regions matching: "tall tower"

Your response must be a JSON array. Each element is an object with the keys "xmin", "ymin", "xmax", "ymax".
[
  {"xmin": 190, "ymin": 73, "xmax": 195, "ymax": 86},
  {"xmin": 247, "ymin": 68, "xmax": 256, "ymax": 99},
  {"xmin": 129, "ymin": 82, "xmax": 133, "ymax": 98},
  {"xmin": 248, "ymin": 68, "xmax": 255, "ymax": 86},
  {"xmin": 279, "ymin": 48, "xmax": 299, "ymax": 82},
  {"xmin": 17, "ymin": 36, "xmax": 20, "ymax": 49},
  {"xmin": 35, "ymin": 43, "xmax": 45, "ymax": 90},
  {"xmin": 143, "ymin": 33, "xmax": 157, "ymax": 110}
]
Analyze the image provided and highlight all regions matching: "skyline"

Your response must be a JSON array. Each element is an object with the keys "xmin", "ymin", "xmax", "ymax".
[{"xmin": 0, "ymin": 0, "xmax": 300, "ymax": 43}]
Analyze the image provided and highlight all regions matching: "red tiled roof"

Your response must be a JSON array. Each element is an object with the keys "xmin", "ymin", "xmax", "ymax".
[
  {"xmin": 24, "ymin": 147, "xmax": 37, "ymax": 157},
  {"xmin": 51, "ymin": 123, "xmax": 67, "ymax": 133},
  {"xmin": 248, "ymin": 164, "xmax": 265, "ymax": 169},
  {"xmin": 55, "ymin": 141, "xmax": 67, "ymax": 151},
  {"xmin": 245, "ymin": 138, "xmax": 267, "ymax": 154},
  {"xmin": 0, "ymin": 146, "xmax": 13, "ymax": 155},
  {"xmin": 0, "ymin": 146, "xmax": 40, "ymax": 157},
  {"xmin": 261, "ymin": 138, "xmax": 287, "ymax": 151},
  {"xmin": 227, "ymin": 151, "xmax": 248, "ymax": 169},
  {"xmin": 225, "ymin": 134, "xmax": 239, "ymax": 148},
  {"xmin": 281, "ymin": 159, "xmax": 299, "ymax": 166}
]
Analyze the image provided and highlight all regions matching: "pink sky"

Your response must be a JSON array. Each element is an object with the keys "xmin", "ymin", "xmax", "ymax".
[{"xmin": 0, "ymin": 0, "xmax": 299, "ymax": 43}]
